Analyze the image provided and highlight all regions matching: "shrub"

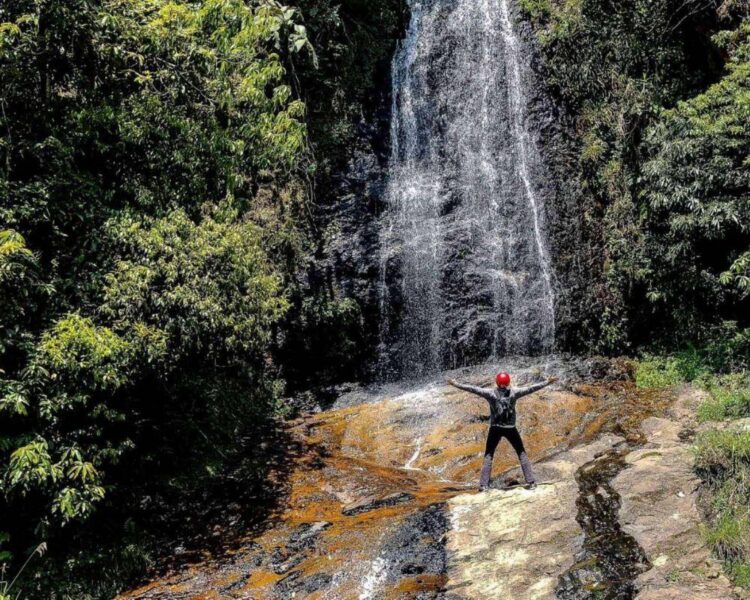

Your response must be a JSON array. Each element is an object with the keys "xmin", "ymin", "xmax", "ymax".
[
  {"xmin": 635, "ymin": 356, "xmax": 686, "ymax": 388},
  {"xmin": 698, "ymin": 373, "xmax": 750, "ymax": 422},
  {"xmin": 2, "ymin": 209, "xmax": 289, "ymax": 534},
  {"xmin": 705, "ymin": 513, "xmax": 750, "ymax": 562},
  {"xmin": 696, "ymin": 428, "xmax": 750, "ymax": 584},
  {"xmin": 696, "ymin": 430, "xmax": 750, "ymax": 474},
  {"xmin": 635, "ymin": 348, "xmax": 711, "ymax": 388},
  {"xmin": 732, "ymin": 563, "xmax": 750, "ymax": 588}
]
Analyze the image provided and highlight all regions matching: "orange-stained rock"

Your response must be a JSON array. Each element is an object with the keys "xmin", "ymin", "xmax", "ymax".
[{"xmin": 120, "ymin": 372, "xmax": 674, "ymax": 600}]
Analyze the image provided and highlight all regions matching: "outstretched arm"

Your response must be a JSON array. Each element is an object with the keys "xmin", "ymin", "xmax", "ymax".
[
  {"xmin": 514, "ymin": 377, "xmax": 559, "ymax": 399},
  {"xmin": 447, "ymin": 379, "xmax": 495, "ymax": 401}
]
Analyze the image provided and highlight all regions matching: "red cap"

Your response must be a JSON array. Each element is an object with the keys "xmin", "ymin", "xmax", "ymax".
[{"xmin": 496, "ymin": 372, "xmax": 511, "ymax": 387}]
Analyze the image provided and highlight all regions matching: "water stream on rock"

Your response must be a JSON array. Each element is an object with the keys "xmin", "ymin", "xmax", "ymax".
[
  {"xmin": 556, "ymin": 447, "xmax": 651, "ymax": 599},
  {"xmin": 379, "ymin": 0, "xmax": 556, "ymax": 380}
]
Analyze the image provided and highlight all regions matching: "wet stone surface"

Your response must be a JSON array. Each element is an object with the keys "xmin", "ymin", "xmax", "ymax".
[
  {"xmin": 120, "ymin": 362, "xmax": 700, "ymax": 600},
  {"xmin": 275, "ymin": 571, "xmax": 333, "ymax": 599},
  {"xmin": 556, "ymin": 448, "xmax": 650, "ymax": 600},
  {"xmin": 360, "ymin": 503, "xmax": 453, "ymax": 599},
  {"xmin": 342, "ymin": 492, "xmax": 416, "ymax": 516}
]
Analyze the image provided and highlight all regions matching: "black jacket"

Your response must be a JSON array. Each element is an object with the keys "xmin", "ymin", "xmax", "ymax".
[{"xmin": 451, "ymin": 380, "xmax": 553, "ymax": 427}]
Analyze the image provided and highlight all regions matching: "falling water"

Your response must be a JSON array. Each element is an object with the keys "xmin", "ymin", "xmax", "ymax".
[{"xmin": 379, "ymin": 0, "xmax": 556, "ymax": 379}]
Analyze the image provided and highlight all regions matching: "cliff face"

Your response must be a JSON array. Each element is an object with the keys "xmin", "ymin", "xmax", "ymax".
[
  {"xmin": 317, "ymin": 1, "xmax": 605, "ymax": 380},
  {"xmin": 518, "ymin": 17, "xmax": 605, "ymax": 354},
  {"xmin": 320, "ymin": 108, "xmax": 393, "ymax": 379},
  {"xmin": 282, "ymin": 0, "xmax": 401, "ymax": 383}
]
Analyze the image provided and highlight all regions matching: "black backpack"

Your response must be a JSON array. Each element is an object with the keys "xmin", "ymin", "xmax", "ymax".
[{"xmin": 496, "ymin": 388, "xmax": 512, "ymax": 422}]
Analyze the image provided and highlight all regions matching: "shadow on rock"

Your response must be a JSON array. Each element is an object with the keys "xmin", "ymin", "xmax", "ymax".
[{"xmin": 119, "ymin": 417, "xmax": 316, "ymax": 588}]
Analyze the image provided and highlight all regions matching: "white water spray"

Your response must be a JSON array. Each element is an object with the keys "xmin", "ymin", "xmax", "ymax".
[
  {"xmin": 358, "ymin": 553, "xmax": 389, "ymax": 600},
  {"xmin": 379, "ymin": 0, "xmax": 556, "ymax": 379}
]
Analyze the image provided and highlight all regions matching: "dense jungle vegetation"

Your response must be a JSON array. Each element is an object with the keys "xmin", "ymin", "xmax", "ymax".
[
  {"xmin": 522, "ymin": 0, "xmax": 750, "ymax": 355},
  {"xmin": 0, "ymin": 0, "xmax": 749, "ymax": 597},
  {"xmin": 0, "ymin": 0, "xmax": 405, "ymax": 596},
  {"xmin": 521, "ymin": 0, "xmax": 750, "ymax": 588}
]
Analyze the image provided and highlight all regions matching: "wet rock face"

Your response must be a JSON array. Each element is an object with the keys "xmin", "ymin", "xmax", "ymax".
[
  {"xmin": 516, "ymin": 11, "xmax": 612, "ymax": 351},
  {"xmin": 315, "ymin": 86, "xmax": 397, "ymax": 385},
  {"xmin": 358, "ymin": 504, "xmax": 452, "ymax": 600},
  {"xmin": 321, "ymin": 117, "xmax": 392, "ymax": 363},
  {"xmin": 120, "ymin": 367, "xmax": 731, "ymax": 600}
]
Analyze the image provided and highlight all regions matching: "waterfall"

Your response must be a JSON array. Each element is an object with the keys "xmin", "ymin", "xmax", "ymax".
[{"xmin": 379, "ymin": 0, "xmax": 556, "ymax": 380}]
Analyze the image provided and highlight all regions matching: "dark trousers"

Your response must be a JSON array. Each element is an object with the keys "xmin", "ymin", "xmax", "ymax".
[{"xmin": 479, "ymin": 426, "xmax": 536, "ymax": 489}]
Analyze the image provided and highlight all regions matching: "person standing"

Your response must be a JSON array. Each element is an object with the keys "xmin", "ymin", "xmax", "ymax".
[{"xmin": 447, "ymin": 372, "xmax": 558, "ymax": 490}]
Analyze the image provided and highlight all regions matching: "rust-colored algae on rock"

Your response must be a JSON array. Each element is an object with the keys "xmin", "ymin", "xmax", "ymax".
[
  {"xmin": 120, "ymin": 369, "xmax": 677, "ymax": 600},
  {"xmin": 385, "ymin": 573, "xmax": 448, "ymax": 597}
]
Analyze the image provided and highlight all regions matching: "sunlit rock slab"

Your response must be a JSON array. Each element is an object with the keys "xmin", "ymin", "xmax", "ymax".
[
  {"xmin": 613, "ymin": 389, "xmax": 735, "ymax": 600},
  {"xmin": 310, "ymin": 379, "xmax": 600, "ymax": 486},
  {"xmin": 444, "ymin": 434, "xmax": 624, "ymax": 599}
]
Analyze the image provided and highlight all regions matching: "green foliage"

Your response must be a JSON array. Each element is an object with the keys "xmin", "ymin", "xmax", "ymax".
[
  {"xmin": 0, "ymin": 0, "xmax": 311, "ymax": 225},
  {"xmin": 0, "ymin": 532, "xmax": 11, "ymax": 565},
  {"xmin": 634, "ymin": 329, "xmax": 750, "ymax": 388},
  {"xmin": 0, "ymin": 230, "xmax": 49, "ymax": 383},
  {"xmin": 696, "ymin": 429, "xmax": 750, "ymax": 470},
  {"xmin": 2, "ymin": 209, "xmax": 290, "ymax": 528},
  {"xmin": 521, "ymin": 0, "xmax": 697, "ymax": 104},
  {"xmin": 0, "ymin": 0, "xmax": 312, "ymax": 344},
  {"xmin": 692, "ymin": 343, "xmax": 750, "ymax": 588},
  {"xmin": 705, "ymin": 512, "xmax": 750, "ymax": 559},
  {"xmin": 102, "ymin": 209, "xmax": 288, "ymax": 364},
  {"xmin": 635, "ymin": 355, "xmax": 690, "ymax": 388},
  {"xmin": 698, "ymin": 322, "xmax": 750, "ymax": 372},
  {"xmin": 635, "ymin": 335, "xmax": 750, "ymax": 444},
  {"xmin": 104, "ymin": 0, "xmax": 310, "ymax": 191},
  {"xmin": 732, "ymin": 562, "xmax": 750, "ymax": 588},
  {"xmin": 521, "ymin": 0, "xmax": 750, "ymax": 350},
  {"xmin": 519, "ymin": 0, "xmax": 553, "ymax": 22},
  {"xmin": 0, "ymin": 0, "xmax": 327, "ymax": 594},
  {"xmin": 40, "ymin": 315, "xmax": 133, "ymax": 393},
  {"xmin": 289, "ymin": 0, "xmax": 407, "ymax": 179},
  {"xmin": 698, "ymin": 373, "xmax": 750, "ymax": 421},
  {"xmin": 637, "ymin": 23, "xmax": 750, "ymax": 331},
  {"xmin": 0, "ymin": 231, "xmax": 33, "ymax": 282},
  {"xmin": 0, "ymin": 0, "xmax": 400, "ymax": 591},
  {"xmin": 722, "ymin": 251, "xmax": 750, "ymax": 298},
  {"xmin": 696, "ymin": 428, "xmax": 750, "ymax": 584},
  {"xmin": 5, "ymin": 436, "xmax": 107, "ymax": 523},
  {"xmin": 19, "ymin": 517, "xmax": 153, "ymax": 600}
]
